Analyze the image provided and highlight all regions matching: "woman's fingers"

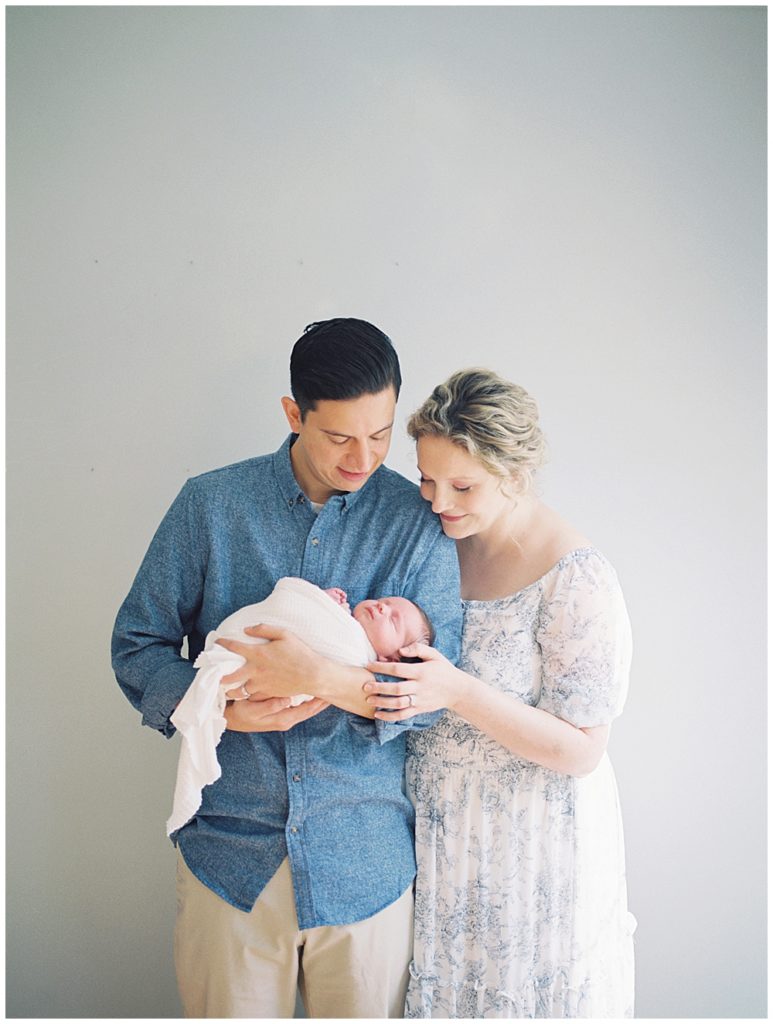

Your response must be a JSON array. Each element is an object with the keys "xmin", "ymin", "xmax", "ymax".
[
  {"xmin": 398, "ymin": 642, "xmax": 438, "ymax": 660},
  {"xmin": 365, "ymin": 693, "xmax": 416, "ymax": 710},
  {"xmin": 363, "ymin": 672, "xmax": 423, "ymax": 713},
  {"xmin": 365, "ymin": 662, "xmax": 417, "ymax": 680},
  {"xmin": 362, "ymin": 679, "xmax": 412, "ymax": 695}
]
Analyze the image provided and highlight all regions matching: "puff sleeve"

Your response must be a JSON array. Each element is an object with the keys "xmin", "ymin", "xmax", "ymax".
[{"xmin": 536, "ymin": 550, "xmax": 632, "ymax": 728}]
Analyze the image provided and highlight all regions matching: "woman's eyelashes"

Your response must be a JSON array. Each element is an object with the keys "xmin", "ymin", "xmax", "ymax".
[{"xmin": 419, "ymin": 476, "xmax": 472, "ymax": 494}]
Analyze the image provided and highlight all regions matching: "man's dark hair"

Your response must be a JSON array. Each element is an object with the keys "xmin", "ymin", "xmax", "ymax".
[{"xmin": 290, "ymin": 318, "xmax": 402, "ymax": 418}]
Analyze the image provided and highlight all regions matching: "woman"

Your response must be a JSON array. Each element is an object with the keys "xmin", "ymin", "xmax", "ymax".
[{"xmin": 365, "ymin": 369, "xmax": 636, "ymax": 1018}]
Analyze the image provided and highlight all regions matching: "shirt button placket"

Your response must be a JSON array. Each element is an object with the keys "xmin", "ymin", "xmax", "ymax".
[
  {"xmin": 302, "ymin": 530, "xmax": 322, "ymax": 580},
  {"xmin": 284, "ymin": 724, "xmax": 308, "ymax": 918}
]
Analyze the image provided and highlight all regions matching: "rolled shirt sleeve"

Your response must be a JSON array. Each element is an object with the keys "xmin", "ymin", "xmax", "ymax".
[{"xmin": 111, "ymin": 481, "xmax": 203, "ymax": 736}]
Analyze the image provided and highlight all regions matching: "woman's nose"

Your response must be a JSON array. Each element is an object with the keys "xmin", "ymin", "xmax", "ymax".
[{"xmin": 431, "ymin": 489, "xmax": 452, "ymax": 514}]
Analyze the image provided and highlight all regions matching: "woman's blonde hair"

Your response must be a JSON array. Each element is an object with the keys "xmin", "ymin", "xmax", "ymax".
[{"xmin": 407, "ymin": 368, "xmax": 546, "ymax": 489}]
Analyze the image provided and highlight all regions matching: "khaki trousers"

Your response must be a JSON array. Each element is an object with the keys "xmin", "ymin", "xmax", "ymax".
[{"xmin": 174, "ymin": 852, "xmax": 414, "ymax": 1018}]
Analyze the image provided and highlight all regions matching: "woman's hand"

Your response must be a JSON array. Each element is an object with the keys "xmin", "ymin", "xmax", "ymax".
[
  {"xmin": 363, "ymin": 643, "xmax": 469, "ymax": 721},
  {"xmin": 224, "ymin": 695, "xmax": 329, "ymax": 732},
  {"xmin": 371, "ymin": 642, "xmax": 614, "ymax": 777}
]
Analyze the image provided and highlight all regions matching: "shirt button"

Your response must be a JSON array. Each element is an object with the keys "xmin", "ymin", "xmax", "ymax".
[
  {"xmin": 288, "ymin": 498, "xmax": 294, "ymax": 507},
  {"xmin": 311, "ymin": 538, "xmax": 319, "ymax": 546},
  {"xmin": 292, "ymin": 773, "xmax": 301, "ymax": 782},
  {"xmin": 290, "ymin": 826, "xmax": 299, "ymax": 834}
]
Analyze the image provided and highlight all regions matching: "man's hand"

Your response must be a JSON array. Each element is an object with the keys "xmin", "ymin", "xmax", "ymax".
[
  {"xmin": 219, "ymin": 623, "xmax": 322, "ymax": 700},
  {"xmin": 219, "ymin": 622, "xmax": 378, "ymax": 719},
  {"xmin": 224, "ymin": 694, "xmax": 329, "ymax": 732}
]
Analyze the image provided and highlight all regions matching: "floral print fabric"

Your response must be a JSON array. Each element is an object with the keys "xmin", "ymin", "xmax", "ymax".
[{"xmin": 405, "ymin": 548, "xmax": 636, "ymax": 1018}]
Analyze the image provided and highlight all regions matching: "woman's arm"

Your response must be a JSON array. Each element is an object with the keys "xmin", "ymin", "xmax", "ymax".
[{"xmin": 365, "ymin": 645, "xmax": 610, "ymax": 777}]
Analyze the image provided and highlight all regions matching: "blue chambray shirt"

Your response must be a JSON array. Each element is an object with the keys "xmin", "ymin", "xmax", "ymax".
[{"xmin": 112, "ymin": 436, "xmax": 461, "ymax": 927}]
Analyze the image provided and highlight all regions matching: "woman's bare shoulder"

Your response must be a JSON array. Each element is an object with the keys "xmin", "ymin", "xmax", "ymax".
[{"xmin": 530, "ymin": 505, "xmax": 591, "ymax": 568}]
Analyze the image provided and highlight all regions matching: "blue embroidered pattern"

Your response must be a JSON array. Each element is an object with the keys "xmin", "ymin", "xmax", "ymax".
[{"xmin": 405, "ymin": 549, "xmax": 636, "ymax": 1018}]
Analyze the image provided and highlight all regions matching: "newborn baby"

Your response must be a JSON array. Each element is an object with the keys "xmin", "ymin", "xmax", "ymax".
[{"xmin": 166, "ymin": 576, "xmax": 433, "ymax": 835}]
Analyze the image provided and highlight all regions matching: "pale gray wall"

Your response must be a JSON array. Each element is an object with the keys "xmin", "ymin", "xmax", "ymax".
[{"xmin": 7, "ymin": 6, "xmax": 765, "ymax": 1019}]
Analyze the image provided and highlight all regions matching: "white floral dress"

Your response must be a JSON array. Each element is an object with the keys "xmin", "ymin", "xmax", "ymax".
[{"xmin": 405, "ymin": 548, "xmax": 636, "ymax": 1019}]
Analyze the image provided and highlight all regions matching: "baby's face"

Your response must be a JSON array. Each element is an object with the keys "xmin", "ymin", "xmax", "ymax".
[{"xmin": 352, "ymin": 597, "xmax": 427, "ymax": 661}]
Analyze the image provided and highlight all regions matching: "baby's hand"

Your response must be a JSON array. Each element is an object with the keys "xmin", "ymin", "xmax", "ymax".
[{"xmin": 324, "ymin": 587, "xmax": 350, "ymax": 610}]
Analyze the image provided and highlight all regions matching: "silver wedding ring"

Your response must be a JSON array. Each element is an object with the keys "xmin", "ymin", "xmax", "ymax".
[
  {"xmin": 239, "ymin": 684, "xmax": 250, "ymax": 699},
  {"xmin": 407, "ymin": 693, "xmax": 415, "ymax": 708}
]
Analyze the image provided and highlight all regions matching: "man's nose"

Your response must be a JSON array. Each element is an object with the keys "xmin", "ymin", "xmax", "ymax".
[{"xmin": 346, "ymin": 439, "xmax": 370, "ymax": 471}]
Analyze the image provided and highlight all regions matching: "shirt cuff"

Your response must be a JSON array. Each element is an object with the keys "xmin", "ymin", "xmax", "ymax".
[
  {"xmin": 140, "ymin": 661, "xmax": 198, "ymax": 737},
  {"xmin": 374, "ymin": 709, "xmax": 443, "ymax": 744},
  {"xmin": 344, "ymin": 709, "xmax": 444, "ymax": 745}
]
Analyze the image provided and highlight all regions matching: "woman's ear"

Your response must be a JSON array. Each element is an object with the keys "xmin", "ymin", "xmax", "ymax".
[
  {"xmin": 499, "ymin": 472, "xmax": 523, "ymax": 502},
  {"xmin": 280, "ymin": 396, "xmax": 302, "ymax": 433}
]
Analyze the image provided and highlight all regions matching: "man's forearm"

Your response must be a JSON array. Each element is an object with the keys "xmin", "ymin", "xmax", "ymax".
[
  {"xmin": 218, "ymin": 625, "xmax": 379, "ymax": 718},
  {"xmin": 313, "ymin": 661, "xmax": 377, "ymax": 719}
]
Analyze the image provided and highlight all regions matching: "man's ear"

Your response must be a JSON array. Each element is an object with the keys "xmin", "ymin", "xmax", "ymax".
[{"xmin": 281, "ymin": 396, "xmax": 302, "ymax": 433}]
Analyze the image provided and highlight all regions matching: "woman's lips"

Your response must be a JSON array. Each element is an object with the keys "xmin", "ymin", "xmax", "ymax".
[{"xmin": 440, "ymin": 513, "xmax": 466, "ymax": 522}]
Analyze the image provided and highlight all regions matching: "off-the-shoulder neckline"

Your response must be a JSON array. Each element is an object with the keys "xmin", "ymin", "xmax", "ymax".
[{"xmin": 462, "ymin": 546, "xmax": 608, "ymax": 606}]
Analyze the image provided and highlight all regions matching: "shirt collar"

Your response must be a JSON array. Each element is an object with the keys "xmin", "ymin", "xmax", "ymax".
[{"xmin": 271, "ymin": 435, "xmax": 375, "ymax": 512}]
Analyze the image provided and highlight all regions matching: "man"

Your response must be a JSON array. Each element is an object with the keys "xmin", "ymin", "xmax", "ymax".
[{"xmin": 111, "ymin": 318, "xmax": 461, "ymax": 1018}]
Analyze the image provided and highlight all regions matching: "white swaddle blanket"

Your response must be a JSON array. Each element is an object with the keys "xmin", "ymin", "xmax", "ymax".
[{"xmin": 167, "ymin": 577, "xmax": 377, "ymax": 835}]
